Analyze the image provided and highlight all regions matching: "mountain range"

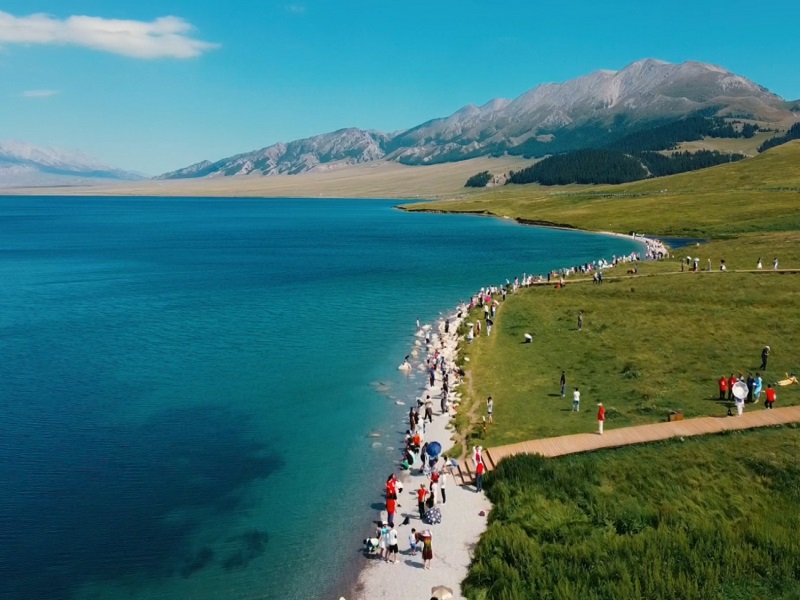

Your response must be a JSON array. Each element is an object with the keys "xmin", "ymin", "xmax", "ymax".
[
  {"xmin": 0, "ymin": 141, "xmax": 143, "ymax": 187},
  {"xmin": 159, "ymin": 59, "xmax": 799, "ymax": 180}
]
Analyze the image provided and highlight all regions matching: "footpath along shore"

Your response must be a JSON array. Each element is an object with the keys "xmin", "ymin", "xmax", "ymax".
[{"xmin": 349, "ymin": 233, "xmax": 660, "ymax": 600}]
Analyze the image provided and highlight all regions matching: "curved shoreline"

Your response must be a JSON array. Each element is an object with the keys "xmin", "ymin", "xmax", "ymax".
[{"xmin": 344, "ymin": 231, "xmax": 655, "ymax": 600}]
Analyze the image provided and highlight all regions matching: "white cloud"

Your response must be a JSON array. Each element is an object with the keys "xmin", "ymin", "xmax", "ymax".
[
  {"xmin": 21, "ymin": 89, "xmax": 60, "ymax": 98},
  {"xmin": 0, "ymin": 11, "xmax": 219, "ymax": 59}
]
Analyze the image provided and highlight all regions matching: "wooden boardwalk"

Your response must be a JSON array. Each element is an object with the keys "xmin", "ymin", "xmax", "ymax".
[{"xmin": 452, "ymin": 405, "xmax": 800, "ymax": 486}]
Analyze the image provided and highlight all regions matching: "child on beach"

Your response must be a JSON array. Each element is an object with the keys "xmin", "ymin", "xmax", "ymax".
[{"xmin": 409, "ymin": 528, "xmax": 420, "ymax": 556}]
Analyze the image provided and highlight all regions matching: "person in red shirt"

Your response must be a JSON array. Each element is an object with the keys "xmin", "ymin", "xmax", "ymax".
[
  {"xmin": 727, "ymin": 374, "xmax": 737, "ymax": 401},
  {"xmin": 386, "ymin": 498, "xmax": 396, "ymax": 527},
  {"xmin": 417, "ymin": 484, "xmax": 428, "ymax": 520},
  {"xmin": 718, "ymin": 376, "xmax": 728, "ymax": 400},
  {"xmin": 764, "ymin": 385, "xmax": 777, "ymax": 409},
  {"xmin": 597, "ymin": 403, "xmax": 606, "ymax": 435},
  {"xmin": 475, "ymin": 460, "xmax": 485, "ymax": 492}
]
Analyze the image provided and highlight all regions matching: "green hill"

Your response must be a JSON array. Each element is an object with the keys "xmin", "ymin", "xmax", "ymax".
[{"xmin": 408, "ymin": 140, "xmax": 800, "ymax": 238}]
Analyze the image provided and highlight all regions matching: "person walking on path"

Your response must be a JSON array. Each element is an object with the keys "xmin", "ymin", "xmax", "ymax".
[
  {"xmin": 560, "ymin": 370, "xmax": 566, "ymax": 397},
  {"xmin": 475, "ymin": 460, "xmax": 485, "ymax": 492},
  {"xmin": 760, "ymin": 346, "xmax": 770, "ymax": 370},
  {"xmin": 577, "ymin": 311, "xmax": 584, "ymax": 331},
  {"xmin": 773, "ymin": 257, "xmax": 779, "ymax": 270},
  {"xmin": 572, "ymin": 387, "xmax": 581, "ymax": 412},
  {"xmin": 416, "ymin": 484, "xmax": 428, "ymax": 520},
  {"xmin": 735, "ymin": 390, "xmax": 745, "ymax": 416},
  {"xmin": 597, "ymin": 403, "xmax": 605, "ymax": 434},
  {"xmin": 487, "ymin": 396, "xmax": 494, "ymax": 424},
  {"xmin": 718, "ymin": 375, "xmax": 728, "ymax": 400},
  {"xmin": 439, "ymin": 468, "xmax": 447, "ymax": 504},
  {"xmin": 757, "ymin": 257, "xmax": 763, "ymax": 270},
  {"xmin": 765, "ymin": 384, "xmax": 777, "ymax": 409}
]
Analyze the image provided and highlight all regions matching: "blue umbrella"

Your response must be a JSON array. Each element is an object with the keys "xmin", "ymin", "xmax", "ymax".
[{"xmin": 427, "ymin": 441, "xmax": 442, "ymax": 457}]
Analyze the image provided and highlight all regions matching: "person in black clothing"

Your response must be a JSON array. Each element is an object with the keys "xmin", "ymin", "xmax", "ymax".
[
  {"xmin": 560, "ymin": 370, "xmax": 566, "ymax": 397},
  {"xmin": 760, "ymin": 346, "xmax": 770, "ymax": 370}
]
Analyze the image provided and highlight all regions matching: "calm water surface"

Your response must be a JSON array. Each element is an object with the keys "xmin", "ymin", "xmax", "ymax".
[{"xmin": 0, "ymin": 197, "xmax": 641, "ymax": 600}]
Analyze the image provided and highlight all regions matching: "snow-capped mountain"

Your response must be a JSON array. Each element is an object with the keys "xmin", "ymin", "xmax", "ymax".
[
  {"xmin": 0, "ymin": 141, "xmax": 143, "ymax": 187},
  {"xmin": 160, "ymin": 59, "xmax": 790, "ymax": 179}
]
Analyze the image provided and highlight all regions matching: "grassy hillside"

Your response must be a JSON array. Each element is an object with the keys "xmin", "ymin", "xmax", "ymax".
[
  {"xmin": 466, "ymin": 427, "xmax": 800, "ymax": 600},
  {"xmin": 459, "ymin": 246, "xmax": 800, "ymax": 448},
  {"xmin": 406, "ymin": 141, "xmax": 800, "ymax": 238},
  {"xmin": 672, "ymin": 131, "xmax": 775, "ymax": 155}
]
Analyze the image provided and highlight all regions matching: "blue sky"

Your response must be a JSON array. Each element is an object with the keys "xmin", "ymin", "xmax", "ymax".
[{"xmin": 1, "ymin": 1, "xmax": 798, "ymax": 175}]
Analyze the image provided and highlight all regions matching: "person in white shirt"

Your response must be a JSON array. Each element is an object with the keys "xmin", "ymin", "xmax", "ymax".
[
  {"xmin": 572, "ymin": 388, "xmax": 581, "ymax": 412},
  {"xmin": 387, "ymin": 526, "xmax": 399, "ymax": 563}
]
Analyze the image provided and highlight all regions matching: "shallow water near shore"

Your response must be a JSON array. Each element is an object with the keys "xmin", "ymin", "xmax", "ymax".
[{"xmin": 0, "ymin": 197, "xmax": 640, "ymax": 600}]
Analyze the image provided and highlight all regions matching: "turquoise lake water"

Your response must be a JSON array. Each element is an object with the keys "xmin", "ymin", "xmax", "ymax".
[{"xmin": 0, "ymin": 197, "xmax": 641, "ymax": 600}]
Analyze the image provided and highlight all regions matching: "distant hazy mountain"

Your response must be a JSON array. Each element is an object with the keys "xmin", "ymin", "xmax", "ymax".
[
  {"xmin": 160, "ymin": 59, "xmax": 793, "ymax": 179},
  {"xmin": 0, "ymin": 141, "xmax": 143, "ymax": 187}
]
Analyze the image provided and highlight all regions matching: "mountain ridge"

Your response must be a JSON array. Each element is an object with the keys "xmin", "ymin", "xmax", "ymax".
[{"xmin": 159, "ymin": 59, "xmax": 795, "ymax": 180}]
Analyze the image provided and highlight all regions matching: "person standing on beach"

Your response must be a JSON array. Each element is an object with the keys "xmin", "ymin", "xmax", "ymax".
[
  {"xmin": 487, "ymin": 396, "xmax": 494, "ymax": 424},
  {"xmin": 420, "ymin": 531, "xmax": 433, "ymax": 570},
  {"xmin": 572, "ymin": 387, "xmax": 581, "ymax": 412},
  {"xmin": 765, "ymin": 384, "xmax": 776, "ymax": 409},
  {"xmin": 417, "ymin": 484, "xmax": 428, "ymax": 520},
  {"xmin": 387, "ymin": 525, "xmax": 399, "ymax": 563},
  {"xmin": 760, "ymin": 346, "xmax": 770, "ymax": 370},
  {"xmin": 577, "ymin": 311, "xmax": 584, "ymax": 331},
  {"xmin": 444, "ymin": 318, "xmax": 450, "ymax": 334},
  {"xmin": 597, "ymin": 403, "xmax": 605, "ymax": 434},
  {"xmin": 560, "ymin": 370, "xmax": 566, "ymax": 397}
]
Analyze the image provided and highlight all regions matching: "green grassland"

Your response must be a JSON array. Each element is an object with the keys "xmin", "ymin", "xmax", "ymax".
[
  {"xmin": 464, "ymin": 427, "xmax": 800, "ymax": 600},
  {"xmin": 460, "ymin": 257, "xmax": 800, "ymax": 447},
  {"xmin": 413, "ymin": 142, "xmax": 800, "ymax": 599},
  {"xmin": 672, "ymin": 131, "xmax": 775, "ymax": 156},
  {"xmin": 406, "ymin": 140, "xmax": 800, "ymax": 238}
]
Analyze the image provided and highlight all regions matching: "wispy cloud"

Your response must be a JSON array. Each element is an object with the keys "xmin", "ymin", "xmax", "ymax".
[
  {"xmin": 21, "ymin": 89, "xmax": 60, "ymax": 98},
  {"xmin": 284, "ymin": 4, "xmax": 307, "ymax": 15},
  {"xmin": 0, "ymin": 11, "xmax": 219, "ymax": 59}
]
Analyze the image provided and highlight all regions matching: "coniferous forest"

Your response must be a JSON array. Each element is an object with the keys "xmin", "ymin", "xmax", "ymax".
[
  {"xmin": 505, "ymin": 149, "xmax": 744, "ymax": 186},
  {"xmin": 758, "ymin": 122, "xmax": 800, "ymax": 153}
]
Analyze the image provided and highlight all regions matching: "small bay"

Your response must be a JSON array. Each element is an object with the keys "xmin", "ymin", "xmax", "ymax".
[{"xmin": 0, "ymin": 197, "xmax": 640, "ymax": 600}]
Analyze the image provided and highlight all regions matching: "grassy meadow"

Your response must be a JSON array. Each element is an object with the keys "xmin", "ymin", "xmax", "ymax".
[
  {"xmin": 411, "ymin": 142, "xmax": 800, "ymax": 599},
  {"xmin": 459, "ymin": 256, "xmax": 800, "ymax": 447},
  {"xmin": 464, "ymin": 427, "xmax": 800, "ymax": 600},
  {"xmin": 405, "ymin": 140, "xmax": 800, "ymax": 238}
]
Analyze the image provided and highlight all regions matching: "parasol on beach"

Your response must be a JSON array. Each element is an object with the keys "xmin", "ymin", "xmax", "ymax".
[
  {"xmin": 431, "ymin": 586, "xmax": 454, "ymax": 600},
  {"xmin": 424, "ymin": 508, "xmax": 442, "ymax": 524},
  {"xmin": 427, "ymin": 441, "xmax": 442, "ymax": 457}
]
